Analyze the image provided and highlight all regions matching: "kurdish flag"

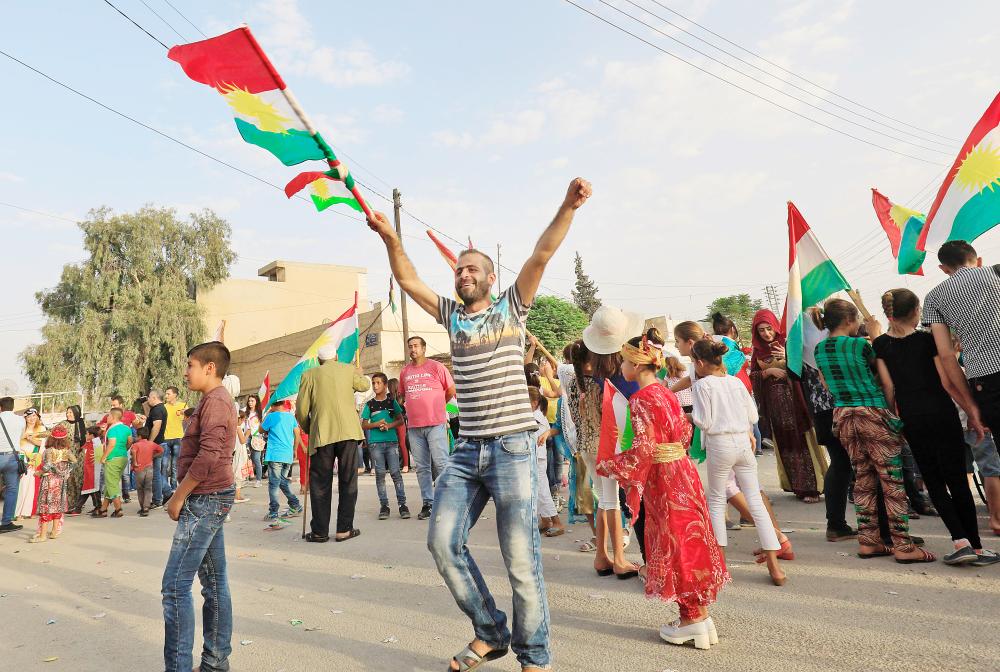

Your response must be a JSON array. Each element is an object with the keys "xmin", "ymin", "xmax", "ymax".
[
  {"xmin": 271, "ymin": 295, "xmax": 360, "ymax": 402},
  {"xmin": 871, "ymin": 189, "xmax": 926, "ymax": 275},
  {"xmin": 167, "ymin": 26, "xmax": 371, "ymax": 217},
  {"xmin": 257, "ymin": 370, "xmax": 271, "ymax": 411},
  {"xmin": 919, "ymin": 91, "xmax": 1000, "ymax": 258},
  {"xmin": 784, "ymin": 202, "xmax": 851, "ymax": 376},
  {"xmin": 284, "ymin": 168, "xmax": 363, "ymax": 212},
  {"xmin": 427, "ymin": 229, "xmax": 459, "ymax": 271},
  {"xmin": 596, "ymin": 380, "xmax": 634, "ymax": 465}
]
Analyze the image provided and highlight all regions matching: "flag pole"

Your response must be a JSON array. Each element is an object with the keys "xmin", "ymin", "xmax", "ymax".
[
  {"xmin": 239, "ymin": 25, "xmax": 374, "ymax": 221},
  {"xmin": 846, "ymin": 289, "xmax": 873, "ymax": 321}
]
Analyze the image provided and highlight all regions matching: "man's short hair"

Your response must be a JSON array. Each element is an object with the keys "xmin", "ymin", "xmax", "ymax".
[
  {"xmin": 137, "ymin": 427, "xmax": 151, "ymax": 440},
  {"xmin": 148, "ymin": 389, "xmax": 162, "ymax": 401},
  {"xmin": 109, "ymin": 407, "xmax": 123, "ymax": 417},
  {"xmin": 0, "ymin": 396, "xmax": 12, "ymax": 412},
  {"xmin": 187, "ymin": 341, "xmax": 231, "ymax": 377},
  {"xmin": 457, "ymin": 248, "xmax": 495, "ymax": 276},
  {"xmin": 938, "ymin": 240, "xmax": 977, "ymax": 269},
  {"xmin": 406, "ymin": 336, "xmax": 426, "ymax": 348},
  {"xmin": 110, "ymin": 394, "xmax": 124, "ymax": 404},
  {"xmin": 372, "ymin": 372, "xmax": 388, "ymax": 385},
  {"xmin": 166, "ymin": 385, "xmax": 179, "ymax": 395}
]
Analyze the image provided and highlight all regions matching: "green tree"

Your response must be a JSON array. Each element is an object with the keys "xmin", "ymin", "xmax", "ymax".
[
  {"xmin": 526, "ymin": 295, "xmax": 590, "ymax": 359},
  {"xmin": 571, "ymin": 251, "xmax": 601, "ymax": 317},
  {"xmin": 21, "ymin": 206, "xmax": 236, "ymax": 406},
  {"xmin": 705, "ymin": 293, "xmax": 764, "ymax": 346}
]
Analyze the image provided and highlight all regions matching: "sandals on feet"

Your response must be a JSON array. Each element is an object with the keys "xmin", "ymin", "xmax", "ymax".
[
  {"xmin": 858, "ymin": 544, "xmax": 893, "ymax": 559},
  {"xmin": 895, "ymin": 547, "xmax": 936, "ymax": 564},
  {"xmin": 448, "ymin": 644, "xmax": 508, "ymax": 671},
  {"xmin": 335, "ymin": 529, "xmax": 361, "ymax": 542},
  {"xmin": 578, "ymin": 540, "xmax": 597, "ymax": 552},
  {"xmin": 304, "ymin": 533, "xmax": 330, "ymax": 543},
  {"xmin": 110, "ymin": 510, "xmax": 124, "ymax": 518},
  {"xmin": 543, "ymin": 527, "xmax": 565, "ymax": 537}
]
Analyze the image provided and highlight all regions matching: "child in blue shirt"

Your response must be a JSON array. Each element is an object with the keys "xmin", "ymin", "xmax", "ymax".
[{"xmin": 260, "ymin": 400, "xmax": 303, "ymax": 525}]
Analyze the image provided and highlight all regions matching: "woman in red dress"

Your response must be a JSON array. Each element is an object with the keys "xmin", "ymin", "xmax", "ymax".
[{"xmin": 599, "ymin": 328, "xmax": 730, "ymax": 650}]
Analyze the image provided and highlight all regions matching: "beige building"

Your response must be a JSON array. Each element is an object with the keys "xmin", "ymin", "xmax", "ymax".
[{"xmin": 197, "ymin": 260, "xmax": 369, "ymax": 352}]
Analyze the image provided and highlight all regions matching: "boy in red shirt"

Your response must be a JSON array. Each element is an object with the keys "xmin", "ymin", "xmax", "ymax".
[{"xmin": 130, "ymin": 427, "xmax": 163, "ymax": 516}]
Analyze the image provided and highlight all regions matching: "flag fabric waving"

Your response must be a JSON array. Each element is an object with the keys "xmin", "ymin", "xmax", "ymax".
[
  {"xmin": 271, "ymin": 294, "xmax": 360, "ymax": 402},
  {"xmin": 784, "ymin": 202, "xmax": 852, "ymax": 376},
  {"xmin": 389, "ymin": 277, "xmax": 397, "ymax": 314},
  {"xmin": 167, "ymin": 26, "xmax": 372, "ymax": 218},
  {"xmin": 919, "ymin": 91, "xmax": 1000, "ymax": 257},
  {"xmin": 427, "ymin": 229, "xmax": 459, "ymax": 271},
  {"xmin": 596, "ymin": 379, "xmax": 634, "ymax": 465},
  {"xmin": 257, "ymin": 370, "xmax": 271, "ymax": 411},
  {"xmin": 871, "ymin": 189, "xmax": 926, "ymax": 275},
  {"xmin": 284, "ymin": 169, "xmax": 363, "ymax": 213}
]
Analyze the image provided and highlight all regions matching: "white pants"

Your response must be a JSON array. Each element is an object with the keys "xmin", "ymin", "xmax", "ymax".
[
  {"xmin": 580, "ymin": 450, "xmax": 620, "ymax": 511},
  {"xmin": 536, "ymin": 449, "xmax": 557, "ymax": 519},
  {"xmin": 704, "ymin": 432, "xmax": 780, "ymax": 550}
]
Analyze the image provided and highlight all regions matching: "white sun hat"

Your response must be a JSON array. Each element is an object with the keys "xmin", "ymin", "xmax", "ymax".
[{"xmin": 582, "ymin": 305, "xmax": 646, "ymax": 355}]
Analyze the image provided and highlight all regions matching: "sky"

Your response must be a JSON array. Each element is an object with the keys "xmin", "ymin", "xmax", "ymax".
[{"xmin": 2, "ymin": 0, "xmax": 999, "ymax": 395}]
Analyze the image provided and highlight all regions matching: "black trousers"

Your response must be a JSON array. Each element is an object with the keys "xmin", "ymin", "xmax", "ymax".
[
  {"xmin": 972, "ymin": 372, "xmax": 1000, "ymax": 438},
  {"xmin": 815, "ymin": 409, "xmax": 852, "ymax": 530},
  {"xmin": 309, "ymin": 440, "xmax": 359, "ymax": 537},
  {"xmin": 903, "ymin": 410, "xmax": 982, "ymax": 548}
]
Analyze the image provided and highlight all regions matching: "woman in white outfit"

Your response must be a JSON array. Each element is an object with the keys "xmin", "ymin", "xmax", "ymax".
[{"xmin": 690, "ymin": 339, "xmax": 786, "ymax": 586}]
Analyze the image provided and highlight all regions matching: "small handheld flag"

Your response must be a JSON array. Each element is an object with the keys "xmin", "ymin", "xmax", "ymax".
[{"xmin": 871, "ymin": 189, "xmax": 926, "ymax": 275}]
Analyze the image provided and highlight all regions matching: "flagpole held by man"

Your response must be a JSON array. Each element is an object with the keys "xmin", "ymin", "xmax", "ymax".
[{"xmin": 368, "ymin": 177, "xmax": 592, "ymax": 672}]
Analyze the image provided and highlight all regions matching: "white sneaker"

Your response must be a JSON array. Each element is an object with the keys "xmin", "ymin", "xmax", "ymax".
[
  {"xmin": 254, "ymin": 481, "xmax": 262, "ymax": 488},
  {"xmin": 659, "ymin": 620, "xmax": 711, "ymax": 650}
]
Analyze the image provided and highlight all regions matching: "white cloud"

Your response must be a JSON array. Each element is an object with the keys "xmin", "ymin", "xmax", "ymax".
[
  {"xmin": 372, "ymin": 104, "xmax": 404, "ymax": 124},
  {"xmin": 250, "ymin": 0, "xmax": 409, "ymax": 87},
  {"xmin": 0, "ymin": 171, "xmax": 24, "ymax": 183}
]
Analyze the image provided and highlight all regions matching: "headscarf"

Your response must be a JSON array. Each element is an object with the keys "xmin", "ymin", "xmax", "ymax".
[
  {"xmin": 621, "ymin": 336, "xmax": 664, "ymax": 370},
  {"xmin": 750, "ymin": 309, "xmax": 785, "ymax": 370},
  {"xmin": 68, "ymin": 404, "xmax": 86, "ymax": 447}
]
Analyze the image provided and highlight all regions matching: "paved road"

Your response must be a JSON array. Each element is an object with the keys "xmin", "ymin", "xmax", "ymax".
[{"xmin": 3, "ymin": 454, "xmax": 998, "ymax": 671}]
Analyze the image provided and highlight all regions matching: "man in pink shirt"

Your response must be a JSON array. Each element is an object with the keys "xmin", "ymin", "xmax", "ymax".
[{"xmin": 399, "ymin": 336, "xmax": 455, "ymax": 520}]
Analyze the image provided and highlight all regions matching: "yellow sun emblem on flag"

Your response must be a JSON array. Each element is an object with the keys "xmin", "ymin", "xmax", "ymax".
[
  {"xmin": 221, "ymin": 85, "xmax": 291, "ymax": 133},
  {"xmin": 955, "ymin": 141, "xmax": 1000, "ymax": 194},
  {"xmin": 310, "ymin": 178, "xmax": 330, "ymax": 198}
]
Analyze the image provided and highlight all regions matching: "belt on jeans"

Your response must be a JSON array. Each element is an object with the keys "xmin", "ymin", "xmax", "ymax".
[{"xmin": 653, "ymin": 442, "xmax": 686, "ymax": 464}]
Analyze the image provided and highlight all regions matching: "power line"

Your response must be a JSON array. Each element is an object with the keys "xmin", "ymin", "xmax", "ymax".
[
  {"xmin": 136, "ymin": 0, "xmax": 188, "ymax": 42},
  {"xmin": 643, "ymin": 0, "xmax": 960, "ymax": 143},
  {"xmin": 597, "ymin": 0, "xmax": 952, "ymax": 155},
  {"xmin": 0, "ymin": 201, "xmax": 78, "ymax": 224},
  {"xmin": 161, "ymin": 0, "xmax": 208, "ymax": 38},
  {"xmin": 0, "ymin": 48, "xmax": 363, "ymax": 226},
  {"xmin": 561, "ymin": 0, "xmax": 948, "ymax": 166},
  {"xmin": 101, "ymin": 0, "xmax": 168, "ymax": 49},
  {"xmin": 620, "ymin": 0, "xmax": 954, "ymax": 149}
]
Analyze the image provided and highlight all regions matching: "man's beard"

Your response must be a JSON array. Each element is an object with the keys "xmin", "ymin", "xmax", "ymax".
[{"xmin": 457, "ymin": 282, "xmax": 489, "ymax": 303}]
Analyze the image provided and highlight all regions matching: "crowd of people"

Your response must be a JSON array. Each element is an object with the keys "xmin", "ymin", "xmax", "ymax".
[{"xmin": 2, "ymin": 180, "xmax": 999, "ymax": 671}]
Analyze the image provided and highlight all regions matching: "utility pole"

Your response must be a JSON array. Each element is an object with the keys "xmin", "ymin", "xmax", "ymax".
[
  {"xmin": 764, "ymin": 284, "xmax": 781, "ymax": 315},
  {"xmin": 393, "ymin": 188, "xmax": 411, "ymax": 349},
  {"xmin": 497, "ymin": 243, "xmax": 502, "ymax": 287}
]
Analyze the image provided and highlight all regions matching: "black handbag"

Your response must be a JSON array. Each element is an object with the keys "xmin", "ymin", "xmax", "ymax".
[{"xmin": 0, "ymin": 415, "xmax": 28, "ymax": 477}]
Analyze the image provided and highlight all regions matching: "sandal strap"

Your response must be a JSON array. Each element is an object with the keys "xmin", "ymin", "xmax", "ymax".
[{"xmin": 454, "ymin": 646, "xmax": 483, "ymax": 671}]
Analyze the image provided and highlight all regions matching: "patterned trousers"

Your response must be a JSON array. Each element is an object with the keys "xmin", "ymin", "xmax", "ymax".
[{"xmin": 833, "ymin": 407, "xmax": 915, "ymax": 552}]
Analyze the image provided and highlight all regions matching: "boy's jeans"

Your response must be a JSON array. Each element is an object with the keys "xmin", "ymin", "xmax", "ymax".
[
  {"xmin": 427, "ymin": 431, "xmax": 550, "ymax": 669},
  {"xmin": 408, "ymin": 424, "xmax": 450, "ymax": 506},
  {"xmin": 162, "ymin": 486, "xmax": 235, "ymax": 672},
  {"xmin": 267, "ymin": 462, "xmax": 300, "ymax": 515},
  {"xmin": 0, "ymin": 452, "xmax": 20, "ymax": 525},
  {"xmin": 152, "ymin": 454, "xmax": 164, "ymax": 505},
  {"xmin": 370, "ymin": 441, "xmax": 406, "ymax": 507}
]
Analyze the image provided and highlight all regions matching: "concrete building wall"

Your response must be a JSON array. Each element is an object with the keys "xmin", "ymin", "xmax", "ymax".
[{"xmin": 198, "ymin": 260, "xmax": 369, "ymax": 352}]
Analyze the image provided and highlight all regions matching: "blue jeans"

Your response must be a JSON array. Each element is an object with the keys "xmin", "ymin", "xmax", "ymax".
[
  {"xmin": 162, "ymin": 438, "xmax": 182, "ymax": 489},
  {"xmin": 427, "ymin": 432, "xmax": 550, "ymax": 669},
  {"xmin": 408, "ymin": 424, "xmax": 450, "ymax": 506},
  {"xmin": 267, "ymin": 462, "xmax": 300, "ymax": 515},
  {"xmin": 0, "ymin": 452, "xmax": 20, "ymax": 525},
  {"xmin": 370, "ymin": 441, "xmax": 406, "ymax": 507},
  {"xmin": 162, "ymin": 486, "xmax": 235, "ymax": 672},
  {"xmin": 152, "ymin": 453, "xmax": 164, "ymax": 504},
  {"xmin": 249, "ymin": 445, "xmax": 263, "ymax": 481}
]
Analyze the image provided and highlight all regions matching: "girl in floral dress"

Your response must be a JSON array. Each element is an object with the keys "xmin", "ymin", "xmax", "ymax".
[
  {"xmin": 31, "ymin": 425, "xmax": 76, "ymax": 542},
  {"xmin": 599, "ymin": 328, "xmax": 729, "ymax": 650}
]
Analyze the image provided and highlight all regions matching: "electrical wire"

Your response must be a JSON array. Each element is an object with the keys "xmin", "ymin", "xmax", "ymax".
[
  {"xmin": 136, "ymin": 0, "xmax": 188, "ymax": 42},
  {"xmin": 642, "ymin": 0, "xmax": 960, "ymax": 143},
  {"xmin": 561, "ymin": 0, "xmax": 948, "ymax": 166},
  {"xmin": 161, "ymin": 0, "xmax": 207, "ymax": 38},
  {"xmin": 101, "ymin": 0, "xmax": 168, "ymax": 49},
  {"xmin": 597, "ymin": 0, "xmax": 952, "ymax": 155}
]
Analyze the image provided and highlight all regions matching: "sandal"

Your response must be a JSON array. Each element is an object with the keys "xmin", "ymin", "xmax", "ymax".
[
  {"xmin": 92, "ymin": 509, "xmax": 108, "ymax": 518},
  {"xmin": 578, "ymin": 540, "xmax": 597, "ymax": 553},
  {"xmin": 110, "ymin": 510, "xmax": 124, "ymax": 518},
  {"xmin": 305, "ymin": 533, "xmax": 330, "ymax": 543},
  {"xmin": 335, "ymin": 529, "xmax": 361, "ymax": 542},
  {"xmin": 449, "ymin": 644, "xmax": 508, "ymax": 671},
  {"xmin": 543, "ymin": 527, "xmax": 565, "ymax": 537},
  {"xmin": 858, "ymin": 544, "xmax": 892, "ymax": 559},
  {"xmin": 754, "ymin": 539, "xmax": 795, "ymax": 562},
  {"xmin": 895, "ymin": 547, "xmax": 936, "ymax": 564}
]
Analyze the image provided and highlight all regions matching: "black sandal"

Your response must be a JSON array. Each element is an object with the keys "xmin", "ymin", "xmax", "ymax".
[
  {"xmin": 335, "ymin": 529, "xmax": 361, "ymax": 542},
  {"xmin": 305, "ymin": 533, "xmax": 330, "ymax": 543},
  {"xmin": 110, "ymin": 510, "xmax": 124, "ymax": 518},
  {"xmin": 449, "ymin": 644, "xmax": 509, "ymax": 671}
]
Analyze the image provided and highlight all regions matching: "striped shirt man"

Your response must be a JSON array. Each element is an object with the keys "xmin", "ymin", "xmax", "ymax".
[
  {"xmin": 437, "ymin": 284, "xmax": 536, "ymax": 438},
  {"xmin": 922, "ymin": 265, "xmax": 1000, "ymax": 380}
]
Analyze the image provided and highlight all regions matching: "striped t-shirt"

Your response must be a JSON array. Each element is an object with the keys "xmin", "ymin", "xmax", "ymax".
[
  {"xmin": 437, "ymin": 285, "xmax": 536, "ymax": 438},
  {"xmin": 813, "ymin": 336, "xmax": 888, "ymax": 409}
]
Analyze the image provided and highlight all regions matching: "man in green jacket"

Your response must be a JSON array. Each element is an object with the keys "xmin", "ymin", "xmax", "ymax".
[{"xmin": 295, "ymin": 343, "xmax": 370, "ymax": 543}]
